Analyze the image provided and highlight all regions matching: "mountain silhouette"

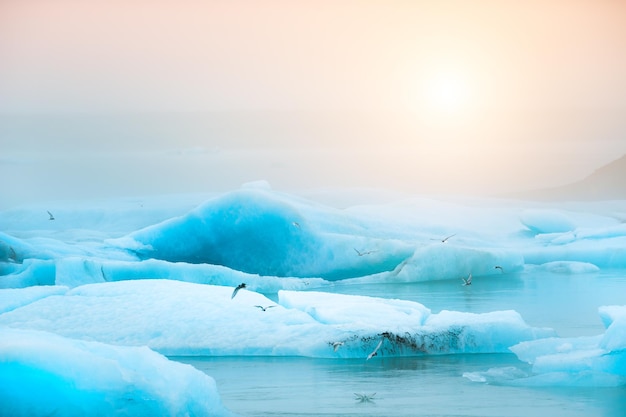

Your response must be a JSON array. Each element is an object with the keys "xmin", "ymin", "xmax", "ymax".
[{"xmin": 513, "ymin": 154, "xmax": 626, "ymax": 201}]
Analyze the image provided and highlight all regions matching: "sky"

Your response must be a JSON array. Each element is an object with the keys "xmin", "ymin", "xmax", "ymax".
[{"xmin": 1, "ymin": 0, "xmax": 626, "ymax": 207}]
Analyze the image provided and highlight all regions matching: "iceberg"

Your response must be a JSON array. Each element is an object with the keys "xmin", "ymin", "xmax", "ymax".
[
  {"xmin": 519, "ymin": 209, "xmax": 576, "ymax": 234},
  {"xmin": 3, "ymin": 186, "xmax": 626, "ymax": 290},
  {"xmin": 0, "ymin": 280, "xmax": 553, "ymax": 358},
  {"xmin": 114, "ymin": 189, "xmax": 414, "ymax": 280},
  {"xmin": 0, "ymin": 328, "xmax": 238, "ymax": 417},
  {"xmin": 465, "ymin": 305, "xmax": 626, "ymax": 387},
  {"xmin": 2, "ymin": 184, "xmax": 626, "ymax": 413}
]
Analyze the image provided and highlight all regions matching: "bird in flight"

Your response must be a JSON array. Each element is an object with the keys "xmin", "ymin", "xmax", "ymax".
[
  {"xmin": 331, "ymin": 341, "xmax": 344, "ymax": 352},
  {"xmin": 461, "ymin": 273, "xmax": 472, "ymax": 286},
  {"xmin": 231, "ymin": 283, "xmax": 246, "ymax": 299},
  {"xmin": 47, "ymin": 210, "xmax": 55, "ymax": 220},
  {"xmin": 254, "ymin": 305, "xmax": 275, "ymax": 311},
  {"xmin": 431, "ymin": 233, "xmax": 455, "ymax": 243},
  {"xmin": 366, "ymin": 338, "xmax": 384, "ymax": 360},
  {"xmin": 354, "ymin": 248, "xmax": 377, "ymax": 256},
  {"xmin": 495, "ymin": 265, "xmax": 504, "ymax": 273}
]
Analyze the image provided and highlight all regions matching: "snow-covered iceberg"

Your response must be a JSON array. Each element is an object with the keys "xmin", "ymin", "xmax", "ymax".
[
  {"xmin": 2, "ymin": 185, "xmax": 626, "ymax": 405},
  {"xmin": 0, "ymin": 328, "xmax": 238, "ymax": 417},
  {"xmin": 0, "ymin": 279, "xmax": 554, "ymax": 358},
  {"xmin": 114, "ymin": 189, "xmax": 415, "ymax": 279},
  {"xmin": 3, "ymin": 187, "xmax": 626, "ymax": 290}
]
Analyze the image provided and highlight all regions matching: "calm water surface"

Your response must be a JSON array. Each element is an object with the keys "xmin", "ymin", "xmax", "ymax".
[{"xmin": 176, "ymin": 270, "xmax": 626, "ymax": 416}]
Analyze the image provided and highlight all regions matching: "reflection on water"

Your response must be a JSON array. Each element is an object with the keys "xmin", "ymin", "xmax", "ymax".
[
  {"xmin": 179, "ymin": 355, "xmax": 625, "ymax": 417},
  {"xmin": 175, "ymin": 270, "xmax": 626, "ymax": 416}
]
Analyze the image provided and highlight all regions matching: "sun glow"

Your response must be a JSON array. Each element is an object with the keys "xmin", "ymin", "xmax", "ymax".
[{"xmin": 425, "ymin": 71, "xmax": 471, "ymax": 114}]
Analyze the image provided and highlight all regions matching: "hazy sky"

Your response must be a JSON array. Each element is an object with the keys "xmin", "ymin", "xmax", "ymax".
[{"xmin": 1, "ymin": 0, "xmax": 626, "ymax": 206}]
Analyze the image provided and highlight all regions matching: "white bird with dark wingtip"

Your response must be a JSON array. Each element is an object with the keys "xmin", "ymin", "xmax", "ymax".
[
  {"xmin": 431, "ymin": 233, "xmax": 455, "ymax": 243},
  {"xmin": 332, "ymin": 341, "xmax": 344, "ymax": 352},
  {"xmin": 231, "ymin": 283, "xmax": 246, "ymax": 299},
  {"xmin": 354, "ymin": 248, "xmax": 377, "ymax": 256},
  {"xmin": 366, "ymin": 338, "xmax": 384, "ymax": 360},
  {"xmin": 254, "ymin": 305, "xmax": 275, "ymax": 312},
  {"xmin": 461, "ymin": 273, "xmax": 472, "ymax": 286}
]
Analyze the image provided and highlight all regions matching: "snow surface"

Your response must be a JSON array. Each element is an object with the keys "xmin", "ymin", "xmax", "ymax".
[
  {"xmin": 2, "ymin": 184, "xmax": 626, "ymax": 414},
  {"xmin": 0, "ymin": 279, "xmax": 553, "ymax": 358},
  {"xmin": 0, "ymin": 328, "xmax": 237, "ymax": 417}
]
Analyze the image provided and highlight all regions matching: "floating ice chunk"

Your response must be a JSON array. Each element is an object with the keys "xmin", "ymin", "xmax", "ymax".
[
  {"xmin": 389, "ymin": 244, "xmax": 523, "ymax": 282},
  {"xmin": 531, "ymin": 261, "xmax": 600, "ymax": 274},
  {"xmin": 598, "ymin": 305, "xmax": 626, "ymax": 351},
  {"xmin": 90, "ymin": 257, "xmax": 329, "ymax": 292},
  {"xmin": 0, "ymin": 328, "xmax": 238, "ymax": 417},
  {"xmin": 464, "ymin": 367, "xmax": 626, "ymax": 387},
  {"xmin": 463, "ymin": 366, "xmax": 529, "ymax": 384},
  {"xmin": 522, "ymin": 237, "xmax": 626, "ymax": 269},
  {"xmin": 0, "ymin": 280, "xmax": 552, "ymax": 358},
  {"xmin": 279, "ymin": 290, "xmax": 553, "ymax": 356},
  {"xmin": 598, "ymin": 305, "xmax": 626, "ymax": 329},
  {"xmin": 574, "ymin": 223, "xmax": 626, "ymax": 240},
  {"xmin": 424, "ymin": 310, "xmax": 554, "ymax": 353},
  {"xmin": 114, "ymin": 189, "xmax": 412, "ymax": 279},
  {"xmin": 520, "ymin": 209, "xmax": 576, "ymax": 234},
  {"xmin": 510, "ymin": 335, "xmax": 604, "ymax": 365},
  {"xmin": 467, "ymin": 306, "xmax": 626, "ymax": 387}
]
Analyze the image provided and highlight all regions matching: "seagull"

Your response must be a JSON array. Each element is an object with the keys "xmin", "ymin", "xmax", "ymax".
[
  {"xmin": 231, "ymin": 283, "xmax": 246, "ymax": 299},
  {"xmin": 47, "ymin": 210, "xmax": 55, "ymax": 220},
  {"xmin": 331, "ymin": 341, "xmax": 344, "ymax": 352},
  {"xmin": 431, "ymin": 233, "xmax": 455, "ymax": 243},
  {"xmin": 254, "ymin": 305, "xmax": 275, "ymax": 311},
  {"xmin": 461, "ymin": 273, "xmax": 472, "ymax": 286},
  {"xmin": 354, "ymin": 393, "xmax": 376, "ymax": 403},
  {"xmin": 495, "ymin": 265, "xmax": 504, "ymax": 273},
  {"xmin": 292, "ymin": 221, "xmax": 301, "ymax": 229},
  {"xmin": 366, "ymin": 338, "xmax": 384, "ymax": 360},
  {"xmin": 354, "ymin": 248, "xmax": 377, "ymax": 256}
]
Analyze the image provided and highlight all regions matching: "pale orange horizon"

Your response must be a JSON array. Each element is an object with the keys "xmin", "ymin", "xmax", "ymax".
[{"xmin": 1, "ymin": 1, "xmax": 626, "ymax": 206}]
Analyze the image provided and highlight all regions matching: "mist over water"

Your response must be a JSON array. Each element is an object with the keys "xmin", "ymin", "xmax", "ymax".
[
  {"xmin": 3, "ymin": 180, "xmax": 626, "ymax": 416},
  {"xmin": 2, "ymin": 3, "xmax": 626, "ymax": 415},
  {"xmin": 178, "ymin": 269, "xmax": 626, "ymax": 417},
  {"xmin": 2, "ymin": 111, "xmax": 625, "ymax": 209},
  {"xmin": 2, "ymin": 1, "xmax": 626, "ymax": 210}
]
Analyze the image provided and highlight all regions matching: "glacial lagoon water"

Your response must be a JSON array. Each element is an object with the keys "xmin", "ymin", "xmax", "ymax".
[{"xmin": 177, "ymin": 269, "xmax": 626, "ymax": 416}]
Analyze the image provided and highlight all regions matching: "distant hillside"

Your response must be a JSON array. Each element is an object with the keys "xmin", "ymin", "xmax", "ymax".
[{"xmin": 513, "ymin": 154, "xmax": 626, "ymax": 201}]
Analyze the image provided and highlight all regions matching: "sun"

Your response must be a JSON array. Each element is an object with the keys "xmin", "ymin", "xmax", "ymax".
[
  {"xmin": 403, "ymin": 60, "xmax": 483, "ymax": 128},
  {"xmin": 425, "ymin": 71, "xmax": 470, "ymax": 114}
]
